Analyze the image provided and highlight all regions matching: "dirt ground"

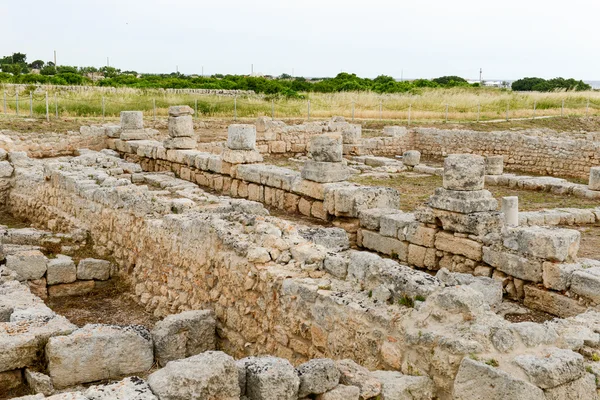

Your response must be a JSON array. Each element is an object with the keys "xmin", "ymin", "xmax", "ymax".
[
  {"xmin": 561, "ymin": 224, "xmax": 600, "ymax": 260},
  {"xmin": 45, "ymin": 282, "xmax": 159, "ymax": 329}
]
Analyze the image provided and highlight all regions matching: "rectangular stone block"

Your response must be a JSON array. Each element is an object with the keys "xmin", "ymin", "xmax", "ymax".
[
  {"xmin": 227, "ymin": 124, "xmax": 256, "ymax": 150},
  {"xmin": 443, "ymin": 154, "xmax": 485, "ymax": 191},
  {"xmin": 77, "ymin": 258, "xmax": 111, "ymax": 281},
  {"xmin": 5, "ymin": 250, "xmax": 47, "ymax": 281},
  {"xmin": 542, "ymin": 262, "xmax": 581, "ymax": 291},
  {"xmin": 428, "ymin": 188, "xmax": 497, "ymax": 214},
  {"xmin": 435, "ymin": 232, "xmax": 482, "ymax": 261},
  {"xmin": 523, "ymin": 285, "xmax": 587, "ymax": 318},
  {"xmin": 482, "ymin": 247, "xmax": 543, "ymax": 282},
  {"xmin": 301, "ymin": 161, "xmax": 350, "ymax": 183},
  {"xmin": 48, "ymin": 281, "xmax": 95, "ymax": 297},
  {"xmin": 361, "ymin": 230, "xmax": 408, "ymax": 261},
  {"xmin": 379, "ymin": 212, "xmax": 415, "ymax": 239},
  {"xmin": 47, "ymin": 255, "xmax": 76, "ymax": 285},
  {"xmin": 168, "ymin": 115, "xmax": 194, "ymax": 137},
  {"xmin": 164, "ymin": 137, "xmax": 196, "ymax": 150},
  {"xmin": 120, "ymin": 111, "xmax": 144, "ymax": 130},
  {"xmin": 570, "ymin": 267, "xmax": 600, "ymax": 302},
  {"xmin": 503, "ymin": 226, "xmax": 580, "ymax": 262},
  {"xmin": 405, "ymin": 223, "xmax": 436, "ymax": 247}
]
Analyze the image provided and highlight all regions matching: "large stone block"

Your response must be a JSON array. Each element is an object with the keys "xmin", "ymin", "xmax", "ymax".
[
  {"xmin": 46, "ymin": 255, "xmax": 76, "ymax": 285},
  {"xmin": 46, "ymin": 324, "xmax": 154, "ymax": 388},
  {"xmin": 120, "ymin": 111, "xmax": 144, "ymax": 130},
  {"xmin": 302, "ymin": 161, "xmax": 351, "ymax": 183},
  {"xmin": 588, "ymin": 166, "xmax": 600, "ymax": 191},
  {"xmin": 0, "ymin": 161, "xmax": 14, "ymax": 177},
  {"xmin": 443, "ymin": 154, "xmax": 485, "ymax": 191},
  {"xmin": 222, "ymin": 149, "xmax": 263, "ymax": 165},
  {"xmin": 523, "ymin": 285, "xmax": 587, "ymax": 318},
  {"xmin": 402, "ymin": 150, "xmax": 421, "ymax": 167},
  {"xmin": 168, "ymin": 115, "xmax": 194, "ymax": 137},
  {"xmin": 309, "ymin": 135, "xmax": 343, "ymax": 162},
  {"xmin": 485, "ymin": 155, "xmax": 504, "ymax": 175},
  {"xmin": 148, "ymin": 351, "xmax": 240, "ymax": 400},
  {"xmin": 163, "ymin": 137, "xmax": 196, "ymax": 150},
  {"xmin": 120, "ymin": 130, "xmax": 150, "ymax": 141},
  {"xmin": 372, "ymin": 371, "xmax": 434, "ymax": 400},
  {"xmin": 152, "ymin": 310, "xmax": 216, "ymax": 367},
  {"xmin": 503, "ymin": 226, "xmax": 580, "ymax": 262},
  {"xmin": 84, "ymin": 376, "xmax": 158, "ymax": 399},
  {"xmin": 543, "ymin": 373, "xmax": 597, "ymax": 400},
  {"xmin": 514, "ymin": 348, "xmax": 584, "ymax": 389},
  {"xmin": 453, "ymin": 358, "xmax": 545, "ymax": 400},
  {"xmin": 228, "ymin": 124, "xmax": 257, "ymax": 150},
  {"xmin": 77, "ymin": 258, "xmax": 111, "ymax": 281},
  {"xmin": 341, "ymin": 125, "xmax": 361, "ymax": 144},
  {"xmin": 482, "ymin": 247, "xmax": 543, "ymax": 282},
  {"xmin": 296, "ymin": 358, "xmax": 340, "ymax": 397},
  {"xmin": 359, "ymin": 208, "xmax": 402, "ymax": 231},
  {"xmin": 382, "ymin": 126, "xmax": 408, "ymax": 137},
  {"xmin": 6, "ymin": 250, "xmax": 47, "ymax": 281},
  {"xmin": 336, "ymin": 359, "xmax": 381, "ymax": 399},
  {"xmin": 168, "ymin": 105, "xmax": 194, "ymax": 117},
  {"xmin": 428, "ymin": 188, "xmax": 498, "ymax": 214},
  {"xmin": 570, "ymin": 267, "xmax": 600, "ymax": 302},
  {"xmin": 435, "ymin": 232, "xmax": 482, "ymax": 261},
  {"xmin": 240, "ymin": 356, "xmax": 300, "ymax": 400}
]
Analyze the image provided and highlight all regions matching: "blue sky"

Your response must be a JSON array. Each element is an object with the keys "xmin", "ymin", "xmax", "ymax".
[{"xmin": 2, "ymin": 0, "xmax": 598, "ymax": 80}]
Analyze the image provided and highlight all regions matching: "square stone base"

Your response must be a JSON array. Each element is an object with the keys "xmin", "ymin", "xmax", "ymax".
[
  {"xmin": 428, "ymin": 188, "xmax": 498, "ymax": 214},
  {"xmin": 301, "ymin": 161, "xmax": 351, "ymax": 183}
]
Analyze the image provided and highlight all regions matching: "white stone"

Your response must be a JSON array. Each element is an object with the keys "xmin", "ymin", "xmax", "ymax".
[
  {"xmin": 241, "ymin": 356, "xmax": 300, "ymax": 400},
  {"xmin": 302, "ymin": 161, "xmax": 351, "ymax": 183},
  {"xmin": 168, "ymin": 115, "xmax": 194, "ymax": 138},
  {"xmin": 309, "ymin": 135, "xmax": 343, "ymax": 162},
  {"xmin": 402, "ymin": 150, "xmax": 421, "ymax": 167},
  {"xmin": 77, "ymin": 258, "xmax": 111, "ymax": 281},
  {"xmin": 485, "ymin": 155, "xmax": 504, "ymax": 175},
  {"xmin": 228, "ymin": 124, "xmax": 257, "ymax": 150},
  {"xmin": 120, "ymin": 111, "xmax": 144, "ymax": 130},
  {"xmin": 46, "ymin": 255, "xmax": 76, "ymax": 285},
  {"xmin": 372, "ymin": 370, "xmax": 434, "ymax": 400},
  {"xmin": 5, "ymin": 250, "xmax": 47, "ymax": 281},
  {"xmin": 443, "ymin": 154, "xmax": 485, "ymax": 191},
  {"xmin": 502, "ymin": 196, "xmax": 519, "ymax": 227},
  {"xmin": 514, "ymin": 348, "xmax": 584, "ymax": 389},
  {"xmin": 0, "ymin": 161, "xmax": 14, "ymax": 177}
]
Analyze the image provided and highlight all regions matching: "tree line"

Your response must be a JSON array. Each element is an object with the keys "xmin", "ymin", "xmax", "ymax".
[{"xmin": 0, "ymin": 52, "xmax": 593, "ymax": 97}]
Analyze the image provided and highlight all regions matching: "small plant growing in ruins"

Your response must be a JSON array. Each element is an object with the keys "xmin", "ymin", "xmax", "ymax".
[
  {"xmin": 469, "ymin": 353, "xmax": 480, "ymax": 361},
  {"xmin": 485, "ymin": 359, "xmax": 499, "ymax": 367},
  {"xmin": 390, "ymin": 251, "xmax": 399, "ymax": 260},
  {"xmin": 586, "ymin": 366, "xmax": 593, "ymax": 374},
  {"xmin": 368, "ymin": 290, "xmax": 373, "ymax": 298},
  {"xmin": 415, "ymin": 295, "xmax": 426, "ymax": 302},
  {"xmin": 398, "ymin": 294, "xmax": 414, "ymax": 308},
  {"xmin": 592, "ymin": 353, "xmax": 600, "ymax": 362}
]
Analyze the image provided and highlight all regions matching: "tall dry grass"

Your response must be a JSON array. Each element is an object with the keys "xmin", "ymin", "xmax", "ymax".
[{"xmin": 1, "ymin": 86, "xmax": 599, "ymax": 122}]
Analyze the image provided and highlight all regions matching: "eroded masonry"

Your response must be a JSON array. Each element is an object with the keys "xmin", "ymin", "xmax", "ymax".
[{"xmin": 1, "ymin": 109, "xmax": 599, "ymax": 400}]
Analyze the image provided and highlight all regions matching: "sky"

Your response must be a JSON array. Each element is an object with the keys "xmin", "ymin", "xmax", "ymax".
[{"xmin": 2, "ymin": 0, "xmax": 599, "ymax": 80}]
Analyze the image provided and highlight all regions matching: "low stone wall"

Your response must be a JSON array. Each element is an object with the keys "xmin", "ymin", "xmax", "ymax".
[{"xmin": 0, "ymin": 126, "xmax": 107, "ymax": 158}]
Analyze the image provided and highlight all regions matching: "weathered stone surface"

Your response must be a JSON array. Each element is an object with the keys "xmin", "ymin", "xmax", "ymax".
[
  {"xmin": 443, "ymin": 154, "xmax": 485, "ymax": 191},
  {"xmin": 503, "ymin": 226, "xmax": 580, "ymax": 262},
  {"xmin": 48, "ymin": 281, "xmax": 95, "ymax": 297},
  {"xmin": 402, "ymin": 150, "xmax": 421, "ymax": 167},
  {"xmin": 434, "ymin": 231, "xmax": 482, "ymax": 260},
  {"xmin": 241, "ymin": 356, "xmax": 300, "ymax": 400},
  {"xmin": 482, "ymin": 247, "xmax": 543, "ymax": 282},
  {"xmin": 485, "ymin": 155, "xmax": 504, "ymax": 175},
  {"xmin": 85, "ymin": 376, "xmax": 157, "ymax": 399},
  {"xmin": 514, "ymin": 348, "xmax": 584, "ymax": 389},
  {"xmin": 302, "ymin": 161, "xmax": 351, "ymax": 183},
  {"xmin": 222, "ymin": 149, "xmax": 263, "ymax": 164},
  {"xmin": 297, "ymin": 358, "xmax": 340, "ymax": 397},
  {"xmin": 309, "ymin": 135, "xmax": 343, "ymax": 162},
  {"xmin": 46, "ymin": 324, "xmax": 154, "ymax": 388},
  {"xmin": 120, "ymin": 111, "xmax": 144, "ymax": 130},
  {"xmin": 428, "ymin": 188, "xmax": 497, "ymax": 213},
  {"xmin": 523, "ymin": 285, "xmax": 587, "ymax": 318},
  {"xmin": 163, "ymin": 137, "xmax": 196, "ymax": 150},
  {"xmin": 5, "ymin": 250, "xmax": 47, "ymax": 281},
  {"xmin": 570, "ymin": 267, "xmax": 600, "ymax": 302},
  {"xmin": 436, "ymin": 268, "xmax": 503, "ymax": 306},
  {"xmin": 168, "ymin": 105, "xmax": 194, "ymax": 117},
  {"xmin": 361, "ymin": 230, "xmax": 408, "ymax": 260},
  {"xmin": 25, "ymin": 368, "xmax": 54, "ymax": 396},
  {"xmin": 380, "ymin": 212, "xmax": 415, "ymax": 239},
  {"xmin": 542, "ymin": 262, "xmax": 580, "ymax": 291},
  {"xmin": 0, "ymin": 369, "xmax": 23, "ymax": 394},
  {"xmin": 359, "ymin": 208, "xmax": 402, "ymax": 231},
  {"xmin": 372, "ymin": 370, "xmax": 434, "ymax": 400},
  {"xmin": 317, "ymin": 384, "xmax": 360, "ymax": 400},
  {"xmin": 588, "ymin": 166, "xmax": 600, "ymax": 191},
  {"xmin": 152, "ymin": 310, "xmax": 216, "ymax": 367},
  {"xmin": 120, "ymin": 130, "xmax": 150, "ymax": 141},
  {"xmin": 228, "ymin": 124, "xmax": 257, "ymax": 150},
  {"xmin": 77, "ymin": 258, "xmax": 111, "ymax": 281},
  {"xmin": 0, "ymin": 160, "xmax": 14, "ymax": 177},
  {"xmin": 336, "ymin": 359, "xmax": 381, "ymax": 399},
  {"xmin": 148, "ymin": 351, "xmax": 239, "ymax": 400},
  {"xmin": 168, "ymin": 115, "xmax": 194, "ymax": 137},
  {"xmin": 46, "ymin": 255, "xmax": 76, "ymax": 285},
  {"xmin": 341, "ymin": 125, "xmax": 362, "ymax": 144},
  {"xmin": 383, "ymin": 126, "xmax": 408, "ymax": 137},
  {"xmin": 453, "ymin": 358, "xmax": 545, "ymax": 400},
  {"xmin": 544, "ymin": 373, "xmax": 597, "ymax": 400}
]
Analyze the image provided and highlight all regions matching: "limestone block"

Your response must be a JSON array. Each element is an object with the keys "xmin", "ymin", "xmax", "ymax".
[
  {"xmin": 48, "ymin": 281, "xmax": 95, "ymax": 297},
  {"xmin": 371, "ymin": 371, "xmax": 434, "ymax": 400},
  {"xmin": 402, "ymin": 150, "xmax": 421, "ymax": 167},
  {"xmin": 341, "ymin": 125, "xmax": 361, "ymax": 144},
  {"xmin": 482, "ymin": 247, "xmax": 543, "ymax": 282},
  {"xmin": 428, "ymin": 188, "xmax": 498, "ymax": 214},
  {"xmin": 324, "ymin": 185, "xmax": 400, "ymax": 217},
  {"xmin": 543, "ymin": 373, "xmax": 597, "ymax": 400},
  {"xmin": 443, "ymin": 154, "xmax": 485, "ymax": 191},
  {"xmin": 523, "ymin": 285, "xmax": 586, "ymax": 318},
  {"xmin": 46, "ymin": 324, "xmax": 154, "ymax": 388},
  {"xmin": 503, "ymin": 226, "xmax": 580, "ymax": 262},
  {"xmin": 120, "ymin": 111, "xmax": 144, "ymax": 130},
  {"xmin": 425, "ymin": 208, "xmax": 503, "ymax": 236},
  {"xmin": 168, "ymin": 115, "xmax": 194, "ymax": 137},
  {"xmin": 588, "ymin": 166, "xmax": 600, "ymax": 191},
  {"xmin": 514, "ymin": 348, "xmax": 584, "ymax": 389},
  {"xmin": 485, "ymin": 155, "xmax": 504, "ymax": 175},
  {"xmin": 148, "ymin": 351, "xmax": 239, "ymax": 400},
  {"xmin": 323, "ymin": 254, "xmax": 349, "ymax": 279},
  {"xmin": 379, "ymin": 212, "xmax": 415, "ymax": 239},
  {"xmin": 241, "ymin": 356, "xmax": 300, "ymax": 400},
  {"xmin": 317, "ymin": 384, "xmax": 360, "ymax": 400},
  {"xmin": 6, "ymin": 250, "xmax": 47, "ymax": 281},
  {"xmin": 120, "ymin": 130, "xmax": 150, "ymax": 141},
  {"xmin": 222, "ymin": 149, "xmax": 263, "ymax": 165},
  {"xmin": 502, "ymin": 196, "xmax": 519, "ymax": 227},
  {"xmin": 0, "ymin": 369, "xmax": 23, "ymax": 394},
  {"xmin": 382, "ymin": 126, "xmax": 408, "ymax": 137},
  {"xmin": 309, "ymin": 135, "xmax": 343, "ymax": 162},
  {"xmin": 453, "ymin": 358, "xmax": 545, "ymax": 400},
  {"xmin": 335, "ymin": 359, "xmax": 381, "ymax": 399},
  {"xmin": 0, "ymin": 161, "xmax": 14, "ymax": 177},
  {"xmin": 302, "ymin": 161, "xmax": 351, "ymax": 183},
  {"xmin": 359, "ymin": 208, "xmax": 402, "ymax": 231},
  {"xmin": 436, "ymin": 268, "xmax": 502, "ymax": 306},
  {"xmin": 152, "ymin": 310, "xmax": 217, "ymax": 367},
  {"xmin": 24, "ymin": 369, "xmax": 54, "ymax": 396},
  {"xmin": 168, "ymin": 105, "xmax": 194, "ymax": 117},
  {"xmin": 84, "ymin": 376, "xmax": 158, "ymax": 399},
  {"xmin": 404, "ymin": 223, "xmax": 436, "ymax": 247},
  {"xmin": 77, "ymin": 258, "xmax": 111, "ymax": 281},
  {"xmin": 296, "ymin": 358, "xmax": 340, "ymax": 397},
  {"xmin": 570, "ymin": 267, "xmax": 600, "ymax": 302},
  {"xmin": 163, "ymin": 137, "xmax": 196, "ymax": 150},
  {"xmin": 361, "ymin": 230, "xmax": 408, "ymax": 260},
  {"xmin": 46, "ymin": 255, "xmax": 76, "ymax": 285},
  {"xmin": 228, "ymin": 124, "xmax": 257, "ymax": 150},
  {"xmin": 542, "ymin": 262, "xmax": 581, "ymax": 291},
  {"xmin": 434, "ymin": 232, "xmax": 482, "ymax": 261}
]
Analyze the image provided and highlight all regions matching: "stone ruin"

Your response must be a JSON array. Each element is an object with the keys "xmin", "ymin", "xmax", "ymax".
[{"xmin": 0, "ymin": 111, "xmax": 599, "ymax": 399}]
